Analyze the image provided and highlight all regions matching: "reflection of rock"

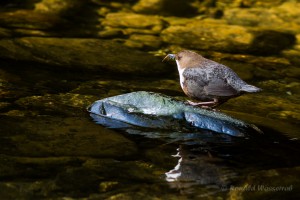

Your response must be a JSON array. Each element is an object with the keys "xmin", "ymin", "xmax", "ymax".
[
  {"xmin": 165, "ymin": 145, "xmax": 236, "ymax": 192},
  {"xmin": 0, "ymin": 37, "xmax": 169, "ymax": 75},
  {"xmin": 88, "ymin": 91, "xmax": 262, "ymax": 136}
]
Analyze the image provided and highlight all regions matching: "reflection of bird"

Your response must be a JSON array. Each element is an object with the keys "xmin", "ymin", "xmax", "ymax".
[{"xmin": 163, "ymin": 50, "xmax": 262, "ymax": 107}]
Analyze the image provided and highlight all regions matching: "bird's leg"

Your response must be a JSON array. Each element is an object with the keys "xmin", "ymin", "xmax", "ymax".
[{"xmin": 187, "ymin": 99, "xmax": 219, "ymax": 108}]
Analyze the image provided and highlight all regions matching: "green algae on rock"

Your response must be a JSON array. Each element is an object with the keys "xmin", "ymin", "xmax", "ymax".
[{"xmin": 88, "ymin": 91, "xmax": 262, "ymax": 137}]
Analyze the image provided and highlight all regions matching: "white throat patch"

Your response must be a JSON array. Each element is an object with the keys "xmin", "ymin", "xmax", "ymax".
[{"xmin": 176, "ymin": 60, "xmax": 185, "ymax": 89}]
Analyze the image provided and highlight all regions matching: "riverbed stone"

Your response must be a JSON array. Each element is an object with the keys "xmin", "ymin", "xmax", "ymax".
[
  {"xmin": 282, "ymin": 49, "xmax": 300, "ymax": 67},
  {"xmin": 221, "ymin": 93, "xmax": 300, "ymax": 126},
  {"xmin": 88, "ymin": 91, "xmax": 262, "ymax": 137},
  {"xmin": 161, "ymin": 19, "xmax": 252, "ymax": 53},
  {"xmin": 161, "ymin": 19, "xmax": 296, "ymax": 55},
  {"xmin": 132, "ymin": 0, "xmax": 197, "ymax": 17},
  {"xmin": 0, "ymin": 27, "xmax": 11, "ymax": 37},
  {"xmin": 0, "ymin": 10, "xmax": 61, "ymax": 30},
  {"xmin": 228, "ymin": 167, "xmax": 300, "ymax": 200},
  {"xmin": 4, "ymin": 116, "xmax": 137, "ymax": 157},
  {"xmin": 125, "ymin": 34, "xmax": 162, "ymax": 49},
  {"xmin": 101, "ymin": 12, "xmax": 166, "ymax": 35},
  {"xmin": 98, "ymin": 28, "xmax": 124, "ymax": 38},
  {"xmin": 15, "ymin": 93, "xmax": 97, "ymax": 116},
  {"xmin": 0, "ymin": 37, "xmax": 169, "ymax": 75},
  {"xmin": 0, "ymin": 69, "xmax": 28, "ymax": 101},
  {"xmin": 0, "ymin": 154, "xmax": 81, "ymax": 179},
  {"xmin": 34, "ymin": 0, "xmax": 83, "ymax": 15},
  {"xmin": 0, "ymin": 180, "xmax": 56, "ymax": 199},
  {"xmin": 224, "ymin": 2, "xmax": 300, "ymax": 36}
]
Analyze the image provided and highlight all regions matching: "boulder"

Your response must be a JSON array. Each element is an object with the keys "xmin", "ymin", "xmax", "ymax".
[
  {"xmin": 0, "ymin": 37, "xmax": 169, "ymax": 74},
  {"xmin": 88, "ymin": 91, "xmax": 262, "ymax": 137},
  {"xmin": 161, "ymin": 19, "xmax": 296, "ymax": 55},
  {"xmin": 132, "ymin": 0, "xmax": 197, "ymax": 17},
  {"xmin": 101, "ymin": 12, "xmax": 166, "ymax": 35},
  {"xmin": 125, "ymin": 34, "xmax": 162, "ymax": 49},
  {"xmin": 224, "ymin": 2, "xmax": 300, "ymax": 31}
]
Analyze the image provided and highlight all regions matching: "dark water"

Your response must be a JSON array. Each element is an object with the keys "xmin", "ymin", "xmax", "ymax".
[{"xmin": 1, "ymin": 61, "xmax": 299, "ymax": 199}]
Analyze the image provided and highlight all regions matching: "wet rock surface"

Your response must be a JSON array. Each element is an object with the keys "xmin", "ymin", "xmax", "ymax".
[
  {"xmin": 88, "ymin": 91, "xmax": 261, "ymax": 137},
  {"xmin": 0, "ymin": 37, "xmax": 169, "ymax": 74},
  {"xmin": 0, "ymin": 0, "xmax": 299, "ymax": 199},
  {"xmin": 2, "ymin": 116, "xmax": 137, "ymax": 157},
  {"xmin": 161, "ymin": 20, "xmax": 296, "ymax": 55},
  {"xmin": 1, "ymin": 0, "xmax": 300, "ymax": 64}
]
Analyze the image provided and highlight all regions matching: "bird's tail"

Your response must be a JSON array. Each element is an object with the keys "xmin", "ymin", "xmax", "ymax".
[{"xmin": 241, "ymin": 84, "xmax": 262, "ymax": 93}]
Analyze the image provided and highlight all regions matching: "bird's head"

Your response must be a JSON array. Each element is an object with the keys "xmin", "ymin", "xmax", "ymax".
[{"xmin": 162, "ymin": 50, "xmax": 204, "ymax": 70}]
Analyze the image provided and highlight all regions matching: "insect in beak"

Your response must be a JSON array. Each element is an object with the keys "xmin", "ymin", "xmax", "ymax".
[{"xmin": 162, "ymin": 54, "xmax": 176, "ymax": 62}]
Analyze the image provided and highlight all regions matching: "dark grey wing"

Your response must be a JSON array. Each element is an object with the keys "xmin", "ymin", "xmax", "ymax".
[
  {"xmin": 183, "ymin": 67, "xmax": 239, "ymax": 97},
  {"xmin": 204, "ymin": 79, "xmax": 239, "ymax": 96}
]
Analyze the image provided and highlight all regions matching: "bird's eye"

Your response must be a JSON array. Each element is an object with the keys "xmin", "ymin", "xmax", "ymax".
[{"xmin": 177, "ymin": 55, "xmax": 182, "ymax": 60}]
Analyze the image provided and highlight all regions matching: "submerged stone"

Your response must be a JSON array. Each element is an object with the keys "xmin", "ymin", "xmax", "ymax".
[
  {"xmin": 228, "ymin": 166, "xmax": 300, "ymax": 200},
  {"xmin": 2, "ymin": 116, "xmax": 137, "ymax": 158},
  {"xmin": 88, "ymin": 91, "xmax": 262, "ymax": 137}
]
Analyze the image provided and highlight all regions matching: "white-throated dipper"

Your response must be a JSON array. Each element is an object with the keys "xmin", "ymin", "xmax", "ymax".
[{"xmin": 163, "ymin": 50, "xmax": 262, "ymax": 107}]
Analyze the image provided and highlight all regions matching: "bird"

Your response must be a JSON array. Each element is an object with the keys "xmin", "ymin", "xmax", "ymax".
[{"xmin": 163, "ymin": 50, "xmax": 262, "ymax": 107}]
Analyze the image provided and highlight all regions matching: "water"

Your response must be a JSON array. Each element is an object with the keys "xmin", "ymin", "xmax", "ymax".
[{"xmin": 1, "ymin": 61, "xmax": 299, "ymax": 199}]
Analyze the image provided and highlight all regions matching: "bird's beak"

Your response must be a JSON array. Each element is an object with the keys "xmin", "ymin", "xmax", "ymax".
[{"xmin": 162, "ymin": 54, "xmax": 176, "ymax": 62}]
